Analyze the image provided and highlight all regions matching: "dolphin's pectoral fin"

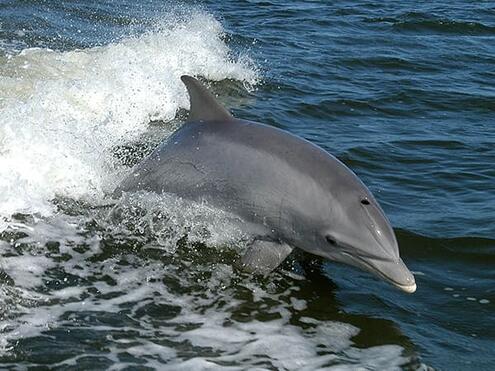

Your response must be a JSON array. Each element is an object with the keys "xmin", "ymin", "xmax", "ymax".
[
  {"xmin": 240, "ymin": 239, "xmax": 293, "ymax": 275},
  {"xmin": 181, "ymin": 75, "xmax": 234, "ymax": 123}
]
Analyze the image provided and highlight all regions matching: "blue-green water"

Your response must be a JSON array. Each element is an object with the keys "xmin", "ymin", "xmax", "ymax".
[{"xmin": 0, "ymin": 1, "xmax": 494, "ymax": 369}]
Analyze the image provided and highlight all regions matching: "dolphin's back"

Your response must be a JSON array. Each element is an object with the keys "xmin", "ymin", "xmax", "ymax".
[
  {"xmin": 115, "ymin": 118, "xmax": 344, "ymax": 236},
  {"xmin": 117, "ymin": 74, "xmax": 356, "ymax": 208},
  {"xmin": 116, "ymin": 74, "xmax": 365, "ymax": 238},
  {"xmin": 116, "ymin": 118, "xmax": 325, "ymax": 199}
]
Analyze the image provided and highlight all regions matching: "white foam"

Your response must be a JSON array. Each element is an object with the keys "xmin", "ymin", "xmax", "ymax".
[
  {"xmin": 0, "ymin": 211, "xmax": 411, "ymax": 369},
  {"xmin": 111, "ymin": 191, "xmax": 248, "ymax": 240},
  {"xmin": 1, "ymin": 254, "xmax": 55, "ymax": 288},
  {"xmin": 0, "ymin": 9, "xmax": 258, "ymax": 222}
]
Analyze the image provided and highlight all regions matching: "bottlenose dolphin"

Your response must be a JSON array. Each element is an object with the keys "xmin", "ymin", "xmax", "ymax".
[{"xmin": 115, "ymin": 75, "xmax": 416, "ymax": 293}]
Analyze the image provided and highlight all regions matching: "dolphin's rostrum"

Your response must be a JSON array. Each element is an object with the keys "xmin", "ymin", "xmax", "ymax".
[{"xmin": 115, "ymin": 75, "xmax": 416, "ymax": 293}]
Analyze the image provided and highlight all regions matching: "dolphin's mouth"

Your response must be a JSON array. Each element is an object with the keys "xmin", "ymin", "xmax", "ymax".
[
  {"xmin": 392, "ymin": 280, "xmax": 417, "ymax": 294},
  {"xmin": 340, "ymin": 251, "xmax": 417, "ymax": 293}
]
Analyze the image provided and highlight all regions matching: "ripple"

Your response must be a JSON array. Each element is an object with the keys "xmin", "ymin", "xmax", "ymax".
[{"xmin": 367, "ymin": 12, "xmax": 495, "ymax": 36}]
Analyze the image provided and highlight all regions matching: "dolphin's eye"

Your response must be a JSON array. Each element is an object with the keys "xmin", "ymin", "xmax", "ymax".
[
  {"xmin": 360, "ymin": 198, "xmax": 370, "ymax": 205},
  {"xmin": 325, "ymin": 236, "xmax": 337, "ymax": 246}
]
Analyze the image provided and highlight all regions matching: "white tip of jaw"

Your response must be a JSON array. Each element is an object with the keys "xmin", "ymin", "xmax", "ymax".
[{"xmin": 396, "ymin": 282, "xmax": 417, "ymax": 294}]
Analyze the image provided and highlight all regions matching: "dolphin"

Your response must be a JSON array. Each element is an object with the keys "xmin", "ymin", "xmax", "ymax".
[{"xmin": 115, "ymin": 75, "xmax": 416, "ymax": 293}]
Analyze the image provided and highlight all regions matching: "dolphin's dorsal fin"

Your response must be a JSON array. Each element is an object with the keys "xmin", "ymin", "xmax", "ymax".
[{"xmin": 181, "ymin": 75, "xmax": 233, "ymax": 122}]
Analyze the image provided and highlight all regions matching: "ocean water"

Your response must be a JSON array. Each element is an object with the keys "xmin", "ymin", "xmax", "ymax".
[{"xmin": 0, "ymin": 0, "xmax": 494, "ymax": 369}]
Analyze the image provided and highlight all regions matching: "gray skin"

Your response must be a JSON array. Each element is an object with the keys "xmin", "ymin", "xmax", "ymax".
[{"xmin": 115, "ymin": 75, "xmax": 416, "ymax": 293}]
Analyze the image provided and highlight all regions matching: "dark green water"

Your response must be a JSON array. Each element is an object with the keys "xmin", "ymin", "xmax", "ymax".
[{"xmin": 0, "ymin": 0, "xmax": 494, "ymax": 369}]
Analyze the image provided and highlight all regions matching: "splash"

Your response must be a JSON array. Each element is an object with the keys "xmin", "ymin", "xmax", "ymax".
[
  {"xmin": 0, "ymin": 200, "xmax": 410, "ymax": 368},
  {"xmin": 0, "ymin": 10, "xmax": 258, "ymax": 222}
]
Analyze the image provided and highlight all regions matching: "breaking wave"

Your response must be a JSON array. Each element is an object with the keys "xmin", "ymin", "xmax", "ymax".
[{"xmin": 0, "ymin": 9, "xmax": 258, "ymax": 224}]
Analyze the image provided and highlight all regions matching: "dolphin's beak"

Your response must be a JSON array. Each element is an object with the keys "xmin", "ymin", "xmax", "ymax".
[
  {"xmin": 369, "ymin": 257, "xmax": 417, "ymax": 293},
  {"xmin": 342, "ymin": 252, "xmax": 417, "ymax": 293}
]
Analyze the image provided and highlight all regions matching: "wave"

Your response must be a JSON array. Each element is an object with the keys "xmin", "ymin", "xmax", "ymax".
[
  {"xmin": 394, "ymin": 19, "xmax": 495, "ymax": 36},
  {"xmin": 366, "ymin": 12, "xmax": 495, "ymax": 36},
  {"xmin": 0, "ymin": 10, "xmax": 258, "ymax": 224},
  {"xmin": 396, "ymin": 229, "xmax": 495, "ymax": 259}
]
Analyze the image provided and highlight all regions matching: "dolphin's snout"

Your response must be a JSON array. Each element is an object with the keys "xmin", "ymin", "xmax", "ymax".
[
  {"xmin": 365, "ymin": 257, "xmax": 416, "ymax": 293},
  {"xmin": 339, "ymin": 250, "xmax": 416, "ymax": 293}
]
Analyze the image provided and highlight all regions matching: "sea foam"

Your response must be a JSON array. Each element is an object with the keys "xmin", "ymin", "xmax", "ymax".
[{"xmin": 0, "ymin": 10, "xmax": 257, "ymax": 223}]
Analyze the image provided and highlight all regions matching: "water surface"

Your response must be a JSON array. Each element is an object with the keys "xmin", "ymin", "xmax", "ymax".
[{"xmin": 1, "ymin": 0, "xmax": 494, "ymax": 369}]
